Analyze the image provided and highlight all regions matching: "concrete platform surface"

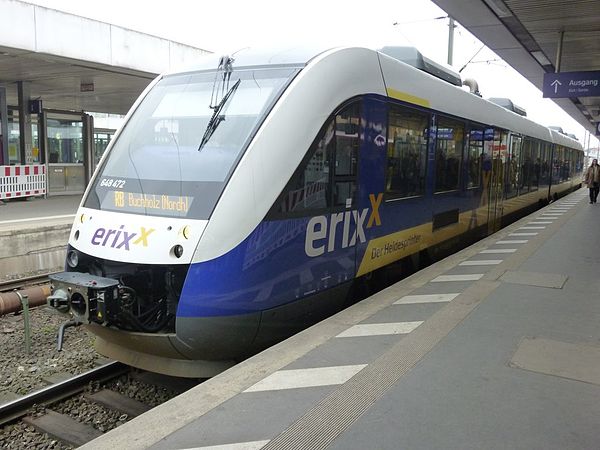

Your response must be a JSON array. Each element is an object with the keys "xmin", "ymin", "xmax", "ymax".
[
  {"xmin": 0, "ymin": 195, "xmax": 81, "ymax": 231},
  {"xmin": 80, "ymin": 189, "xmax": 600, "ymax": 450},
  {"xmin": 0, "ymin": 195, "xmax": 81, "ymax": 281}
]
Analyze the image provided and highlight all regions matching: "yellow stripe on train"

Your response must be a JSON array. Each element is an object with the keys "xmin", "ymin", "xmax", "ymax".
[{"xmin": 356, "ymin": 208, "xmax": 485, "ymax": 276}]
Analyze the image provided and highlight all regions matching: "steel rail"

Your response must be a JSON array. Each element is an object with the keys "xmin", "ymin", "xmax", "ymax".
[
  {"xmin": 0, "ymin": 361, "xmax": 129, "ymax": 426},
  {"xmin": 0, "ymin": 273, "xmax": 55, "ymax": 292}
]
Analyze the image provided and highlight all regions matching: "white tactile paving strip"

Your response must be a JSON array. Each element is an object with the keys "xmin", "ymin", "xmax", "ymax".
[
  {"xmin": 393, "ymin": 293, "xmax": 460, "ymax": 304},
  {"xmin": 182, "ymin": 441, "xmax": 270, "ymax": 450},
  {"xmin": 244, "ymin": 365, "xmax": 367, "ymax": 392},
  {"xmin": 458, "ymin": 259, "xmax": 502, "ymax": 266},
  {"xmin": 431, "ymin": 274, "xmax": 484, "ymax": 282},
  {"xmin": 496, "ymin": 240, "xmax": 528, "ymax": 244},
  {"xmin": 480, "ymin": 248, "xmax": 517, "ymax": 254},
  {"xmin": 336, "ymin": 321, "xmax": 423, "ymax": 338}
]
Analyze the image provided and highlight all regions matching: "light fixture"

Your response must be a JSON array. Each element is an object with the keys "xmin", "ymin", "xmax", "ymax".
[
  {"xmin": 67, "ymin": 250, "xmax": 79, "ymax": 268},
  {"xmin": 172, "ymin": 245, "xmax": 184, "ymax": 258}
]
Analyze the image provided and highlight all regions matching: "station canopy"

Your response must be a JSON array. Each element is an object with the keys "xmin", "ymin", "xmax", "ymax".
[
  {"xmin": 433, "ymin": 0, "xmax": 600, "ymax": 135},
  {"xmin": 0, "ymin": 0, "xmax": 210, "ymax": 115}
]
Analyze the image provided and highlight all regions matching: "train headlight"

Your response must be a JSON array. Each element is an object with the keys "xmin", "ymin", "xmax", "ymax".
[
  {"xmin": 172, "ymin": 245, "xmax": 184, "ymax": 258},
  {"xmin": 67, "ymin": 250, "xmax": 79, "ymax": 268}
]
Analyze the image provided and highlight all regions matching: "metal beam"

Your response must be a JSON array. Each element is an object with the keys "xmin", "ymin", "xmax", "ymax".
[{"xmin": 555, "ymin": 30, "xmax": 564, "ymax": 73}]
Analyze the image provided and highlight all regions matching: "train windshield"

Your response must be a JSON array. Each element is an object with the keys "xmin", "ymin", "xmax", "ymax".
[{"xmin": 84, "ymin": 67, "xmax": 298, "ymax": 219}]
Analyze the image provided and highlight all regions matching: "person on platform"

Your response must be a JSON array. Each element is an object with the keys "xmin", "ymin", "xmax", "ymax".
[{"xmin": 584, "ymin": 158, "xmax": 600, "ymax": 204}]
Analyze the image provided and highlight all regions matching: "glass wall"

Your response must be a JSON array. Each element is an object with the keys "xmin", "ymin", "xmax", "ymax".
[
  {"xmin": 93, "ymin": 130, "xmax": 114, "ymax": 169},
  {"xmin": 5, "ymin": 109, "xmax": 41, "ymax": 164},
  {"xmin": 7, "ymin": 109, "xmax": 20, "ymax": 164},
  {"xmin": 47, "ymin": 117, "xmax": 83, "ymax": 163},
  {"xmin": 47, "ymin": 113, "xmax": 86, "ymax": 194}
]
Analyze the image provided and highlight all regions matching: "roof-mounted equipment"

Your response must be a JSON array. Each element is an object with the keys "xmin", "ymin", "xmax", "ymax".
[
  {"xmin": 488, "ymin": 97, "xmax": 527, "ymax": 117},
  {"xmin": 378, "ymin": 46, "xmax": 462, "ymax": 87},
  {"xmin": 462, "ymin": 78, "xmax": 481, "ymax": 97}
]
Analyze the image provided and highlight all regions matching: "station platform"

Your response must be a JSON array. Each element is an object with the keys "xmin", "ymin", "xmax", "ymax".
[
  {"xmin": 0, "ymin": 195, "xmax": 80, "ymax": 231},
  {"xmin": 0, "ymin": 195, "xmax": 81, "ymax": 282},
  {"xmin": 73, "ymin": 189, "xmax": 600, "ymax": 448}
]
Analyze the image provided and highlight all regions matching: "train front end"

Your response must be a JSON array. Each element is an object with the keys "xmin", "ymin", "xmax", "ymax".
[{"xmin": 47, "ymin": 58, "xmax": 302, "ymax": 377}]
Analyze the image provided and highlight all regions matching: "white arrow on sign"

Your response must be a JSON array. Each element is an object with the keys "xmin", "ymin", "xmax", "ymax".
[{"xmin": 551, "ymin": 79, "xmax": 562, "ymax": 94}]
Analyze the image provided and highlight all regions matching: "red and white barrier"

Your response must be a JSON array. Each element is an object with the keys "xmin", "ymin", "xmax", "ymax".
[{"xmin": 0, "ymin": 165, "xmax": 46, "ymax": 200}]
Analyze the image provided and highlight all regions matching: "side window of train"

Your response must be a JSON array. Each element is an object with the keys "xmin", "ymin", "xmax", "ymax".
[
  {"xmin": 269, "ymin": 101, "xmax": 361, "ymax": 216},
  {"xmin": 334, "ymin": 102, "xmax": 360, "ymax": 207},
  {"xmin": 466, "ymin": 128, "xmax": 484, "ymax": 189},
  {"xmin": 273, "ymin": 118, "xmax": 335, "ymax": 215},
  {"xmin": 435, "ymin": 117, "xmax": 465, "ymax": 193},
  {"xmin": 385, "ymin": 104, "xmax": 429, "ymax": 199}
]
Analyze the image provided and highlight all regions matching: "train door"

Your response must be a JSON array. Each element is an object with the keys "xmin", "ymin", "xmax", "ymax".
[
  {"xmin": 486, "ymin": 128, "xmax": 508, "ymax": 233},
  {"xmin": 263, "ymin": 101, "xmax": 362, "ymax": 313},
  {"xmin": 331, "ymin": 101, "xmax": 361, "ymax": 280},
  {"xmin": 506, "ymin": 134, "xmax": 522, "ymax": 199}
]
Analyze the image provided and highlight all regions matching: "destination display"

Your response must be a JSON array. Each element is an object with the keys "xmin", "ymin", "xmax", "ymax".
[{"xmin": 101, "ymin": 190, "xmax": 193, "ymax": 216}]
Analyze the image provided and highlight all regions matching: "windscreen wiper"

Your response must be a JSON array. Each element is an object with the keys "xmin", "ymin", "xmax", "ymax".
[{"xmin": 198, "ymin": 78, "xmax": 241, "ymax": 151}]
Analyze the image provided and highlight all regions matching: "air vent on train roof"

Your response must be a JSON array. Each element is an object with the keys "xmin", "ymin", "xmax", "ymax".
[
  {"xmin": 549, "ymin": 127, "xmax": 577, "ymax": 140},
  {"xmin": 487, "ymin": 97, "xmax": 527, "ymax": 117},
  {"xmin": 378, "ymin": 46, "xmax": 462, "ymax": 87}
]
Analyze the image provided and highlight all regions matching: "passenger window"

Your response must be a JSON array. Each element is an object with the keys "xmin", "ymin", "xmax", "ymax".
[
  {"xmin": 275, "ymin": 119, "xmax": 334, "ymax": 213},
  {"xmin": 435, "ymin": 117, "xmax": 464, "ymax": 192},
  {"xmin": 335, "ymin": 104, "xmax": 359, "ymax": 177},
  {"xmin": 466, "ymin": 129, "xmax": 483, "ymax": 188},
  {"xmin": 270, "ymin": 101, "xmax": 362, "ymax": 216},
  {"xmin": 334, "ymin": 103, "xmax": 360, "ymax": 207},
  {"xmin": 385, "ymin": 104, "xmax": 429, "ymax": 199}
]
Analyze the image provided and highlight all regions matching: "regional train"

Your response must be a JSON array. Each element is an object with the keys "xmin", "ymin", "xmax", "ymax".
[{"xmin": 47, "ymin": 46, "xmax": 584, "ymax": 377}]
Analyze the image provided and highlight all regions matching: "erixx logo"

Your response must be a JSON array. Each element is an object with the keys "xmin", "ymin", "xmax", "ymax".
[
  {"xmin": 91, "ymin": 225, "xmax": 155, "ymax": 250},
  {"xmin": 305, "ymin": 193, "xmax": 383, "ymax": 257}
]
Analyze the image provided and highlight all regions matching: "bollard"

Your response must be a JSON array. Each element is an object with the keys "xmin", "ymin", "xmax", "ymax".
[{"xmin": 14, "ymin": 290, "xmax": 31, "ymax": 355}]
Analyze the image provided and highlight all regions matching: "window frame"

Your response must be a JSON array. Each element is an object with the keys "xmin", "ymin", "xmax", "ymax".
[
  {"xmin": 267, "ymin": 98, "xmax": 362, "ymax": 219},
  {"xmin": 384, "ymin": 101, "xmax": 432, "ymax": 202},
  {"xmin": 433, "ymin": 114, "xmax": 466, "ymax": 194}
]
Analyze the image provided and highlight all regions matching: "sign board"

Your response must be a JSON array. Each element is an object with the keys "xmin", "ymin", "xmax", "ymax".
[{"xmin": 543, "ymin": 71, "xmax": 600, "ymax": 98}]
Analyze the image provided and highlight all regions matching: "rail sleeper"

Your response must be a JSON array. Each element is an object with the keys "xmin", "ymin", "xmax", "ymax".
[{"xmin": 23, "ymin": 410, "xmax": 102, "ymax": 447}]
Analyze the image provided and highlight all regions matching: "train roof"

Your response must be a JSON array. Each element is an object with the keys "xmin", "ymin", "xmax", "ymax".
[
  {"xmin": 167, "ymin": 46, "xmax": 582, "ymax": 150},
  {"xmin": 167, "ymin": 45, "xmax": 334, "ymax": 74}
]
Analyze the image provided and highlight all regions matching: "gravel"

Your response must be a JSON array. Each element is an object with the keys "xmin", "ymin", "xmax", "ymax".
[
  {"xmin": 0, "ymin": 306, "xmax": 186, "ymax": 449},
  {"xmin": 0, "ymin": 306, "xmax": 97, "ymax": 397},
  {"xmin": 0, "ymin": 306, "xmax": 98, "ymax": 449}
]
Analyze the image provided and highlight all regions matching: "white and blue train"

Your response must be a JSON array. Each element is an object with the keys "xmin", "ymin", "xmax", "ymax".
[{"xmin": 48, "ymin": 46, "xmax": 583, "ymax": 377}]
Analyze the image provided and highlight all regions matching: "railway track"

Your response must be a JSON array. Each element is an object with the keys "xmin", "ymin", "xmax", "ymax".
[
  {"xmin": 0, "ymin": 362, "xmax": 200, "ymax": 448},
  {"xmin": 0, "ymin": 273, "xmax": 54, "ymax": 293},
  {"xmin": 0, "ymin": 361, "xmax": 128, "ymax": 427}
]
